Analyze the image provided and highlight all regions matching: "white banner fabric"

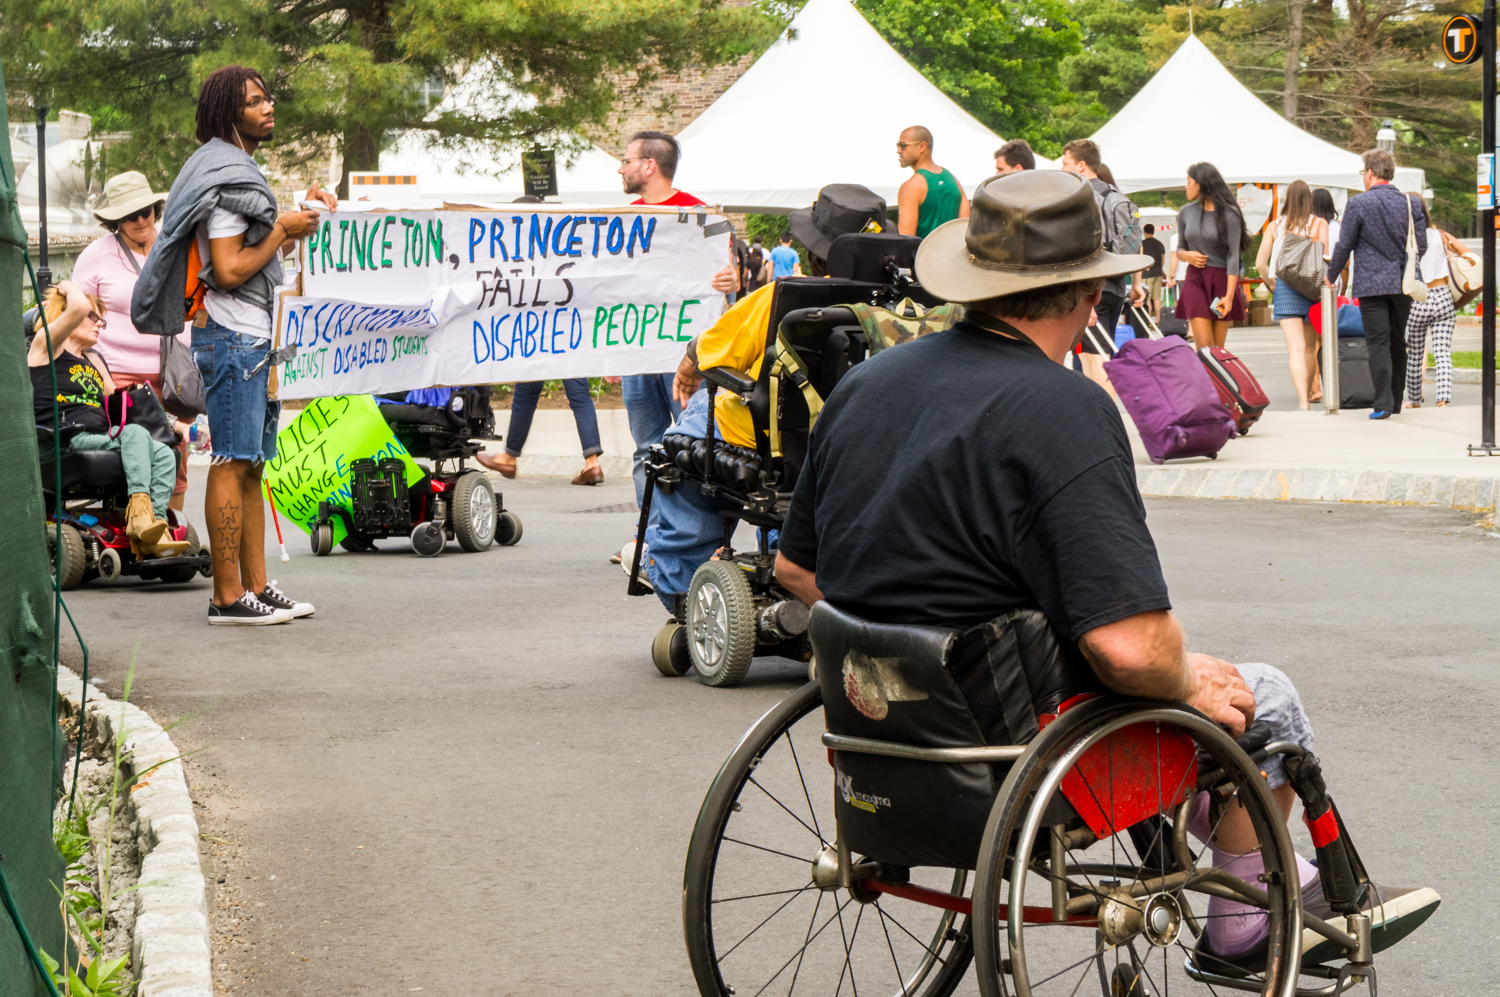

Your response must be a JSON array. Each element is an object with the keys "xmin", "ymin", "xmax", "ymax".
[{"xmin": 276, "ymin": 206, "xmax": 730, "ymax": 398}]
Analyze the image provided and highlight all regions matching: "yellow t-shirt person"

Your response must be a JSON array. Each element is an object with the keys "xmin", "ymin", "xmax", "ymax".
[{"xmin": 693, "ymin": 282, "xmax": 778, "ymax": 449}]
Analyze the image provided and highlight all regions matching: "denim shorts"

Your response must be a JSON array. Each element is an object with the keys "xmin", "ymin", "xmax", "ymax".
[
  {"xmin": 192, "ymin": 316, "xmax": 280, "ymax": 464},
  {"xmin": 1272, "ymin": 278, "xmax": 1316, "ymax": 320}
]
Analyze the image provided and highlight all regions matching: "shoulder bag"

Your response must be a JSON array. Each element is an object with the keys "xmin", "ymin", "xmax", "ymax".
[
  {"xmin": 1274, "ymin": 219, "xmax": 1327, "ymax": 301},
  {"xmin": 115, "ymin": 233, "xmax": 206, "ymax": 419},
  {"xmin": 105, "ymin": 381, "xmax": 180, "ymax": 447},
  {"xmin": 1401, "ymin": 194, "xmax": 1429, "ymax": 303},
  {"xmin": 1447, "ymin": 243, "xmax": 1483, "ymax": 296}
]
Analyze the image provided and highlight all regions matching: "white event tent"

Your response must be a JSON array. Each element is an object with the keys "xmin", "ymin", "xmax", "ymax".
[
  {"xmin": 673, "ymin": 0, "xmax": 1044, "ymax": 212},
  {"xmin": 1090, "ymin": 34, "xmax": 1424, "ymax": 197},
  {"xmin": 375, "ymin": 132, "xmax": 632, "ymax": 206}
]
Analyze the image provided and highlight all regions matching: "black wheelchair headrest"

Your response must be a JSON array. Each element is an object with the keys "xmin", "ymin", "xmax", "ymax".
[{"xmin": 825, "ymin": 233, "xmax": 922, "ymax": 283}]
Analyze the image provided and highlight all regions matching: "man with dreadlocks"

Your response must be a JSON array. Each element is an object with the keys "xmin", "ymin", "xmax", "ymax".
[{"xmin": 133, "ymin": 65, "xmax": 334, "ymax": 625}]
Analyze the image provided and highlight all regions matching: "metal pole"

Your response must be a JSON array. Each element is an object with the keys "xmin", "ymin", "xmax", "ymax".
[
  {"xmin": 1322, "ymin": 286, "xmax": 1339, "ymax": 414},
  {"xmin": 33, "ymin": 101, "xmax": 51, "ymax": 293},
  {"xmin": 1476, "ymin": 0, "xmax": 1497, "ymax": 453}
]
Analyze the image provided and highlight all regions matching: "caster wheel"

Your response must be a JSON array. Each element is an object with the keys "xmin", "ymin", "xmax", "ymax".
[
  {"xmin": 311, "ymin": 522, "xmax": 334, "ymax": 557},
  {"xmin": 496, "ymin": 510, "xmax": 523, "ymax": 546},
  {"xmin": 686, "ymin": 560, "xmax": 756, "ymax": 687},
  {"xmin": 652, "ymin": 621, "xmax": 692, "ymax": 677},
  {"xmin": 410, "ymin": 521, "xmax": 445, "ymax": 557},
  {"xmin": 1110, "ymin": 962, "xmax": 1146, "ymax": 997},
  {"xmin": 97, "ymin": 547, "xmax": 123, "ymax": 584}
]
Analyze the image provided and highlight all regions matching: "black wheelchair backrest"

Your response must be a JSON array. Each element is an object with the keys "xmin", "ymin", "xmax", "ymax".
[{"xmin": 824, "ymin": 233, "xmax": 921, "ymax": 283}]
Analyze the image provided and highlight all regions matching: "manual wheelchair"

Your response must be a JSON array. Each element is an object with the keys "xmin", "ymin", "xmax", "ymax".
[
  {"xmin": 682, "ymin": 602, "xmax": 1429, "ymax": 997},
  {"xmin": 39, "ymin": 424, "xmax": 211, "ymax": 589},
  {"xmin": 628, "ymin": 234, "xmax": 947, "ymax": 685},
  {"xmin": 309, "ymin": 386, "xmax": 522, "ymax": 557}
]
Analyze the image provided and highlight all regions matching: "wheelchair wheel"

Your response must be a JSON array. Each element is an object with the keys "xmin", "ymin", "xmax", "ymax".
[
  {"xmin": 970, "ymin": 698, "xmax": 1301, "ymax": 997},
  {"xmin": 410, "ymin": 521, "xmax": 445, "ymax": 557},
  {"xmin": 684, "ymin": 682, "xmax": 975, "ymax": 997},
  {"xmin": 340, "ymin": 536, "xmax": 375, "ymax": 552},
  {"xmin": 652, "ymin": 621, "xmax": 692, "ymax": 677},
  {"xmin": 496, "ymin": 510, "xmax": 523, "ymax": 546},
  {"xmin": 311, "ymin": 522, "xmax": 334, "ymax": 557},
  {"xmin": 686, "ymin": 560, "xmax": 756, "ymax": 687},
  {"xmin": 452, "ymin": 471, "xmax": 496, "ymax": 552},
  {"xmin": 46, "ymin": 523, "xmax": 87, "ymax": 591}
]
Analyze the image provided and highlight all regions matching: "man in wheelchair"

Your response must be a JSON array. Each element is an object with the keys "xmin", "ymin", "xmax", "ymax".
[{"xmin": 714, "ymin": 171, "xmax": 1437, "ymax": 994}]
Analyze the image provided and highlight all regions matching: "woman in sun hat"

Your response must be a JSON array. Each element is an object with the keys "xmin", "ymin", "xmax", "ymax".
[{"xmin": 71, "ymin": 170, "xmax": 198, "ymax": 510}]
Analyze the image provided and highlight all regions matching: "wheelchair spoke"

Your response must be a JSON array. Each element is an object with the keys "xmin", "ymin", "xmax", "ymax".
[
  {"xmin": 722, "ymin": 836, "xmax": 817, "ymax": 865},
  {"xmin": 874, "ymin": 903, "xmax": 948, "ymax": 965},
  {"xmin": 782, "ymin": 889, "xmax": 824, "ymax": 997},
  {"xmin": 784, "ymin": 730, "xmax": 823, "ymax": 843},
  {"xmin": 714, "ymin": 886, "xmax": 820, "ymax": 905},
  {"xmin": 1028, "ymin": 938, "xmax": 1106, "ymax": 990},
  {"xmin": 718, "ymin": 885, "xmax": 820, "ymax": 964},
  {"xmin": 740, "ymin": 893, "xmax": 854, "ymax": 997},
  {"xmin": 1128, "ymin": 940, "xmax": 1167, "ymax": 997},
  {"xmin": 834, "ymin": 903, "xmax": 865, "ymax": 997},
  {"xmin": 874, "ymin": 902, "xmax": 910, "ymax": 997},
  {"xmin": 748, "ymin": 774, "xmax": 825, "ymax": 843}
]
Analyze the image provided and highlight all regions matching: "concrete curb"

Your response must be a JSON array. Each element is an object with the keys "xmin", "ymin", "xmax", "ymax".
[
  {"xmin": 56, "ymin": 666, "xmax": 211, "ymax": 997},
  {"xmin": 1426, "ymin": 367, "xmax": 1492, "ymax": 384},
  {"xmin": 1135, "ymin": 465, "xmax": 1500, "ymax": 511}
]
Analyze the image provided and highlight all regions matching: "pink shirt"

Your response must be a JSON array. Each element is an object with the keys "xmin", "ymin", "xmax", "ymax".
[{"xmin": 71, "ymin": 231, "xmax": 190, "ymax": 374}]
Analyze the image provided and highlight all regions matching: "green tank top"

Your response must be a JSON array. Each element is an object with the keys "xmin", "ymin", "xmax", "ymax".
[{"xmin": 915, "ymin": 167, "xmax": 961, "ymax": 238}]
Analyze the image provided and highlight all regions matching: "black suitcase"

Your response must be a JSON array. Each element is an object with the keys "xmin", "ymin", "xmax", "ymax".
[{"xmin": 1325, "ymin": 337, "xmax": 1375, "ymax": 409}]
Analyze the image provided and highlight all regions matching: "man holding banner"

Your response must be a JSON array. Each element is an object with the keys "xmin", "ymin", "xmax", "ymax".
[{"xmin": 618, "ymin": 131, "xmax": 738, "ymax": 525}]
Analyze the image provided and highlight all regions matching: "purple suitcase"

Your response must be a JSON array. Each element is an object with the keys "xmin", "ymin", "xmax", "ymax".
[{"xmin": 1104, "ymin": 337, "xmax": 1237, "ymax": 463}]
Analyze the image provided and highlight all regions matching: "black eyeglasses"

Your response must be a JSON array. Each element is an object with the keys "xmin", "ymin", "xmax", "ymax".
[
  {"xmin": 244, "ymin": 95, "xmax": 276, "ymax": 110},
  {"xmin": 86, "ymin": 312, "xmax": 106, "ymax": 328},
  {"xmin": 119, "ymin": 205, "xmax": 156, "ymax": 224}
]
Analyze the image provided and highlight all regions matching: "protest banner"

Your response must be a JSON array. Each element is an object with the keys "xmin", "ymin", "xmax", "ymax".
[
  {"xmin": 263, "ymin": 394, "xmax": 424, "ymax": 544},
  {"xmin": 276, "ymin": 204, "xmax": 732, "ymax": 398}
]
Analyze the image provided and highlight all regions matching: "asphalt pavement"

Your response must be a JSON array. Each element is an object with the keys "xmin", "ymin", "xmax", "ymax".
[{"xmin": 58, "ymin": 468, "xmax": 1499, "ymax": 995}]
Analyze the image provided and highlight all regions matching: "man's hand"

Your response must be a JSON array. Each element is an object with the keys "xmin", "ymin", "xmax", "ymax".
[
  {"xmin": 1183, "ymin": 653, "xmax": 1254, "ymax": 736},
  {"xmin": 1129, "ymin": 284, "xmax": 1145, "ymax": 307},
  {"xmin": 304, "ymin": 179, "xmax": 337, "ymax": 212},
  {"xmin": 711, "ymin": 265, "xmax": 736, "ymax": 294},
  {"xmin": 672, "ymin": 352, "xmax": 701, "ymax": 406},
  {"xmin": 277, "ymin": 208, "xmax": 320, "ymax": 240}
]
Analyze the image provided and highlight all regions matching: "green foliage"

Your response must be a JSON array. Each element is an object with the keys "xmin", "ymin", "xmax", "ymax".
[
  {"xmin": 1, "ymin": 0, "xmax": 785, "ymax": 194},
  {"xmin": 855, "ymin": 0, "xmax": 1082, "ymax": 155},
  {"xmin": 1042, "ymin": 0, "xmax": 1166, "ymax": 148},
  {"xmin": 39, "ymin": 948, "xmax": 134, "ymax": 997},
  {"xmin": 744, "ymin": 215, "xmax": 809, "ymax": 270}
]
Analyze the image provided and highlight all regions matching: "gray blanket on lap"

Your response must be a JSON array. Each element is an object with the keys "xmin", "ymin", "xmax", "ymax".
[{"xmin": 130, "ymin": 137, "xmax": 283, "ymax": 336}]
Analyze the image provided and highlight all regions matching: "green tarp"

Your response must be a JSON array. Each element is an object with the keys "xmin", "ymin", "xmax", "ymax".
[{"xmin": 0, "ymin": 66, "xmax": 67, "ymax": 995}]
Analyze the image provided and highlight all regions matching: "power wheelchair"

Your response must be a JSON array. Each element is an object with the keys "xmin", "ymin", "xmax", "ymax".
[
  {"xmin": 683, "ymin": 601, "xmax": 1429, "ymax": 997},
  {"xmin": 309, "ymin": 386, "xmax": 522, "ymax": 557},
  {"xmin": 39, "ymin": 423, "xmax": 211, "ymax": 589},
  {"xmin": 627, "ymin": 234, "xmax": 943, "ymax": 686}
]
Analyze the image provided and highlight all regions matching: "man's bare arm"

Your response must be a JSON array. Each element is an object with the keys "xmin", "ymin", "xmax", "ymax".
[
  {"xmin": 774, "ymin": 552, "xmax": 823, "ymax": 607},
  {"xmin": 1078, "ymin": 609, "xmax": 1254, "ymax": 734},
  {"xmin": 896, "ymin": 176, "xmax": 925, "ymax": 236}
]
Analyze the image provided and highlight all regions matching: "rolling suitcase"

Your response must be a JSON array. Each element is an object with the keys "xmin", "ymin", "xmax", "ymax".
[
  {"xmin": 1105, "ymin": 336, "xmax": 1237, "ymax": 463},
  {"xmin": 1198, "ymin": 346, "xmax": 1269, "ymax": 435},
  {"xmin": 1335, "ymin": 337, "xmax": 1375, "ymax": 409}
]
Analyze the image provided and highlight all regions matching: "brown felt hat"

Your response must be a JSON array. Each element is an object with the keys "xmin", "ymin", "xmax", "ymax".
[{"xmin": 915, "ymin": 171, "xmax": 1150, "ymax": 303}]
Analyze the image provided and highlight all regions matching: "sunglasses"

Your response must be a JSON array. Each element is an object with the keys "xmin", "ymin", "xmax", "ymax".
[
  {"xmin": 117, "ymin": 205, "xmax": 157, "ymax": 224},
  {"xmin": 85, "ymin": 312, "xmax": 106, "ymax": 328}
]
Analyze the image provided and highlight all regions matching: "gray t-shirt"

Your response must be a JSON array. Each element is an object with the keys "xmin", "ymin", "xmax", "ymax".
[{"xmin": 1176, "ymin": 201, "xmax": 1243, "ymax": 277}]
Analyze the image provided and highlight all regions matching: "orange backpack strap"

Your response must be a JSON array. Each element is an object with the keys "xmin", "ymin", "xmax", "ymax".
[{"xmin": 184, "ymin": 236, "xmax": 208, "ymax": 322}]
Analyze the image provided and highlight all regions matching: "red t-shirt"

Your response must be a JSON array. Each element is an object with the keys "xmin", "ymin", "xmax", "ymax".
[{"xmin": 632, "ymin": 190, "xmax": 705, "ymax": 207}]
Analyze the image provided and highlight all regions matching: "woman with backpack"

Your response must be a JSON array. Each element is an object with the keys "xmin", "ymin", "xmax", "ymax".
[
  {"xmin": 1174, "ymin": 161, "xmax": 1252, "ymax": 350},
  {"xmin": 1253, "ymin": 180, "xmax": 1330, "ymax": 409}
]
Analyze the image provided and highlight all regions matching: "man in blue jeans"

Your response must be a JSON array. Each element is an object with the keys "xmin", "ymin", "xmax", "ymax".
[
  {"xmin": 1326, "ymin": 148, "xmax": 1426, "ymax": 420},
  {"xmin": 616, "ymin": 131, "xmax": 736, "ymax": 531},
  {"xmin": 133, "ymin": 65, "xmax": 331, "ymax": 625}
]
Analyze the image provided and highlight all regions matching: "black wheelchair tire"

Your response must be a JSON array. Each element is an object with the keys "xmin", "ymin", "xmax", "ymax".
[
  {"xmin": 311, "ymin": 523, "xmax": 334, "ymax": 557},
  {"xmin": 686, "ymin": 560, "xmax": 757, "ymax": 687},
  {"xmin": 339, "ymin": 536, "xmax": 375, "ymax": 552},
  {"xmin": 452, "ymin": 471, "xmax": 497, "ymax": 552},
  {"xmin": 652, "ymin": 621, "xmax": 692, "ymax": 677},
  {"xmin": 410, "ymin": 521, "xmax": 445, "ymax": 557},
  {"xmin": 496, "ymin": 510, "xmax": 523, "ymax": 546},
  {"xmin": 47, "ymin": 523, "xmax": 87, "ymax": 591},
  {"xmin": 683, "ymin": 681, "xmax": 976, "ymax": 997},
  {"xmin": 970, "ymin": 698, "xmax": 1302, "ymax": 997}
]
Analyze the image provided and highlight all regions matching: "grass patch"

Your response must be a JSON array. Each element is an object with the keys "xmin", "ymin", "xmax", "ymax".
[{"xmin": 1445, "ymin": 351, "xmax": 1481, "ymax": 368}]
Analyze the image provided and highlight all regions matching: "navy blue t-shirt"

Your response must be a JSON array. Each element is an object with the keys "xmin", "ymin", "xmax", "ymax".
[{"xmin": 778, "ymin": 321, "xmax": 1170, "ymax": 639}]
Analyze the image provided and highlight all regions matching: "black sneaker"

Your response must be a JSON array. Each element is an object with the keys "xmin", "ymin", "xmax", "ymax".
[
  {"xmin": 259, "ymin": 580, "xmax": 315, "ymax": 618},
  {"xmin": 208, "ymin": 591, "xmax": 295, "ymax": 626}
]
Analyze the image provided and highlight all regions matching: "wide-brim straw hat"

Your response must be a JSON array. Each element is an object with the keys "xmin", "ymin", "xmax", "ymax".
[
  {"xmin": 915, "ymin": 171, "xmax": 1151, "ymax": 303},
  {"xmin": 93, "ymin": 171, "xmax": 167, "ymax": 221}
]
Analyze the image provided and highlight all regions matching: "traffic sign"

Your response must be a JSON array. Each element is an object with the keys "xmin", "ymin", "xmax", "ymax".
[{"xmin": 1444, "ymin": 14, "xmax": 1482, "ymax": 64}]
